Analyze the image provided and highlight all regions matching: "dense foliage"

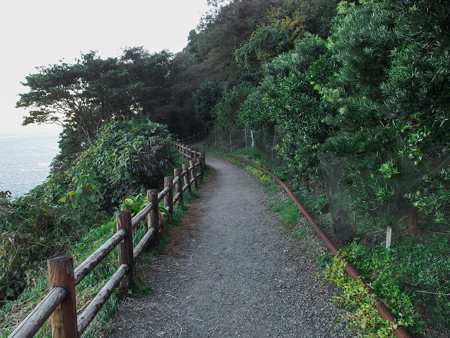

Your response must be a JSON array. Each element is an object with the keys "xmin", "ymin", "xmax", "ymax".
[
  {"xmin": 0, "ymin": 120, "xmax": 175, "ymax": 305},
  {"xmin": 11, "ymin": 0, "xmax": 449, "ymax": 334},
  {"xmin": 197, "ymin": 0, "xmax": 449, "ymax": 236},
  {"xmin": 17, "ymin": 48, "xmax": 173, "ymax": 168},
  {"xmin": 186, "ymin": 0, "xmax": 449, "ymax": 333}
]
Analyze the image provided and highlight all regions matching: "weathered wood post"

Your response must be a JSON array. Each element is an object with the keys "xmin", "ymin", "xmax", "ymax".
[
  {"xmin": 174, "ymin": 168, "xmax": 183, "ymax": 203},
  {"xmin": 182, "ymin": 163, "xmax": 191, "ymax": 192},
  {"xmin": 197, "ymin": 153, "xmax": 204, "ymax": 183},
  {"xmin": 192, "ymin": 150, "xmax": 199, "ymax": 181},
  {"xmin": 164, "ymin": 176, "xmax": 174, "ymax": 219},
  {"xmin": 116, "ymin": 211, "xmax": 134, "ymax": 293},
  {"xmin": 147, "ymin": 189, "xmax": 160, "ymax": 245},
  {"xmin": 47, "ymin": 255, "xmax": 77, "ymax": 338},
  {"xmin": 201, "ymin": 150, "xmax": 206, "ymax": 178},
  {"xmin": 189, "ymin": 159, "xmax": 199, "ymax": 189},
  {"xmin": 193, "ymin": 149, "xmax": 198, "ymax": 164}
]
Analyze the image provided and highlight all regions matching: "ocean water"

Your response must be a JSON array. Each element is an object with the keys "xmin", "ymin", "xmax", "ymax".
[{"xmin": 0, "ymin": 131, "xmax": 60, "ymax": 197}]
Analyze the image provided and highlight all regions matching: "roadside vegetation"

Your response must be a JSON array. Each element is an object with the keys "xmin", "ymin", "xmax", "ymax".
[
  {"xmin": 0, "ymin": 182, "xmax": 203, "ymax": 337},
  {"xmin": 210, "ymin": 147, "xmax": 448, "ymax": 337},
  {"xmin": 1, "ymin": 0, "xmax": 448, "ymax": 336},
  {"xmin": 198, "ymin": 0, "xmax": 448, "ymax": 336}
]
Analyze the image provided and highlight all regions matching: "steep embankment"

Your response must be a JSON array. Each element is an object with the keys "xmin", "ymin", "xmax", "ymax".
[{"xmin": 109, "ymin": 154, "xmax": 348, "ymax": 337}]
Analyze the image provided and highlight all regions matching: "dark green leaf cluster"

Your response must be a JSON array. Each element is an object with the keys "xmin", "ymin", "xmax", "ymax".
[
  {"xmin": 342, "ymin": 236, "xmax": 450, "ymax": 329},
  {"xmin": 0, "ymin": 190, "xmax": 78, "ymax": 305},
  {"xmin": 0, "ymin": 120, "xmax": 175, "ymax": 306},
  {"xmin": 51, "ymin": 120, "xmax": 175, "ymax": 212},
  {"xmin": 17, "ymin": 48, "xmax": 173, "ymax": 165},
  {"xmin": 206, "ymin": 0, "xmax": 448, "ymax": 231}
]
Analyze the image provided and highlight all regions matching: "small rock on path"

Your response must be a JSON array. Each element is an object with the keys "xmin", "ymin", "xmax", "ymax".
[{"xmin": 108, "ymin": 155, "xmax": 348, "ymax": 337}]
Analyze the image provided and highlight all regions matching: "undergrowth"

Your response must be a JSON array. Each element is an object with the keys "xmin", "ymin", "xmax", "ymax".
[
  {"xmin": 208, "ymin": 145, "xmax": 449, "ymax": 337},
  {"xmin": 323, "ymin": 254, "xmax": 399, "ymax": 337},
  {"xmin": 339, "ymin": 236, "xmax": 449, "ymax": 333},
  {"xmin": 0, "ymin": 156, "xmax": 207, "ymax": 337}
]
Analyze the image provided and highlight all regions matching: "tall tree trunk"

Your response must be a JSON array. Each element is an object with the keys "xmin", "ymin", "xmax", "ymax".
[
  {"xmin": 244, "ymin": 129, "xmax": 248, "ymax": 148},
  {"xmin": 406, "ymin": 205, "xmax": 421, "ymax": 236}
]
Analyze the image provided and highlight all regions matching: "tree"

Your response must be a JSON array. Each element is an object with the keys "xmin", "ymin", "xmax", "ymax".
[
  {"xmin": 235, "ymin": 10, "xmax": 305, "ymax": 71},
  {"xmin": 193, "ymin": 81, "xmax": 223, "ymax": 129},
  {"xmin": 381, "ymin": 0, "xmax": 450, "ymax": 226},
  {"xmin": 17, "ymin": 49, "xmax": 173, "ymax": 166},
  {"xmin": 213, "ymin": 82, "xmax": 254, "ymax": 131},
  {"xmin": 241, "ymin": 33, "xmax": 331, "ymax": 178},
  {"xmin": 319, "ymin": 0, "xmax": 449, "ymax": 233}
]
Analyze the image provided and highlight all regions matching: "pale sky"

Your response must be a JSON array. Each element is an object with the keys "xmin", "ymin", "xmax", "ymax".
[{"xmin": 0, "ymin": 0, "xmax": 210, "ymax": 135}]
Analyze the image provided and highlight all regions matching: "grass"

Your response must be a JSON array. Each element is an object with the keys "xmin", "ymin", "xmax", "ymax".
[
  {"xmin": 0, "ymin": 160, "xmax": 209, "ymax": 337},
  {"xmin": 206, "ymin": 145, "xmax": 443, "ymax": 337}
]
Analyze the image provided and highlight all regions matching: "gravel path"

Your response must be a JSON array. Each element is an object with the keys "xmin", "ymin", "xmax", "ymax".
[{"xmin": 108, "ymin": 155, "xmax": 348, "ymax": 337}]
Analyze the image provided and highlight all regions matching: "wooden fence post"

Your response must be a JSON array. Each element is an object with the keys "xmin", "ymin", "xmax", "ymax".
[
  {"xmin": 147, "ymin": 189, "xmax": 159, "ymax": 230},
  {"xmin": 189, "ymin": 159, "xmax": 199, "ymax": 189},
  {"xmin": 174, "ymin": 168, "xmax": 183, "ymax": 203},
  {"xmin": 198, "ymin": 154, "xmax": 204, "ymax": 183},
  {"xmin": 147, "ymin": 189, "xmax": 160, "ymax": 245},
  {"xmin": 116, "ymin": 211, "xmax": 134, "ymax": 293},
  {"xmin": 193, "ymin": 149, "xmax": 198, "ymax": 164},
  {"xmin": 182, "ymin": 163, "xmax": 191, "ymax": 192},
  {"xmin": 47, "ymin": 255, "xmax": 77, "ymax": 338},
  {"xmin": 164, "ymin": 176, "xmax": 174, "ymax": 219},
  {"xmin": 201, "ymin": 150, "xmax": 206, "ymax": 177}
]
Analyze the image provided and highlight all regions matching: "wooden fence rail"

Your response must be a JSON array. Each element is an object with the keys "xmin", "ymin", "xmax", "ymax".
[
  {"xmin": 9, "ymin": 143, "xmax": 204, "ymax": 338},
  {"xmin": 179, "ymin": 129, "xmax": 208, "ymax": 144}
]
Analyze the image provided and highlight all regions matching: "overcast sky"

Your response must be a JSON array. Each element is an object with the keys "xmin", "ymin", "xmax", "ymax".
[{"xmin": 0, "ymin": 0, "xmax": 209, "ymax": 135}]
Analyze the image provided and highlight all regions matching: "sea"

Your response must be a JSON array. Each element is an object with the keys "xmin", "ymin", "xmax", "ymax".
[{"xmin": 0, "ymin": 131, "xmax": 60, "ymax": 197}]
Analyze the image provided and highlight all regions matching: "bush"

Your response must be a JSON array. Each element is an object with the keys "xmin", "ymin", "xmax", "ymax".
[
  {"xmin": 0, "ymin": 120, "xmax": 177, "ymax": 306},
  {"xmin": 341, "ymin": 235, "xmax": 449, "ymax": 331}
]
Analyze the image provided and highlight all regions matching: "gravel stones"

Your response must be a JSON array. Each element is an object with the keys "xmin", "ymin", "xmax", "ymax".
[{"xmin": 108, "ymin": 155, "xmax": 349, "ymax": 337}]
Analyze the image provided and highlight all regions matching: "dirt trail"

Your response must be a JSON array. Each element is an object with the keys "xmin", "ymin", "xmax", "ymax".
[{"xmin": 108, "ymin": 155, "xmax": 348, "ymax": 337}]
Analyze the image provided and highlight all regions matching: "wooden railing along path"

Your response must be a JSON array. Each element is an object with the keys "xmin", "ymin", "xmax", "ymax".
[
  {"xmin": 180, "ymin": 129, "xmax": 208, "ymax": 144},
  {"xmin": 10, "ymin": 143, "xmax": 206, "ymax": 338}
]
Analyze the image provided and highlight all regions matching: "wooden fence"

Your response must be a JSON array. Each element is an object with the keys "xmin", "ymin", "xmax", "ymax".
[
  {"xmin": 10, "ymin": 143, "xmax": 206, "ymax": 338},
  {"xmin": 180, "ymin": 129, "xmax": 208, "ymax": 144}
]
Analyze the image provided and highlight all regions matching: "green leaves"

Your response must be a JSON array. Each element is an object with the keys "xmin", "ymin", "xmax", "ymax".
[
  {"xmin": 238, "ymin": 33, "xmax": 331, "ymax": 179},
  {"xmin": 235, "ymin": 10, "xmax": 305, "ymax": 69},
  {"xmin": 193, "ymin": 81, "xmax": 223, "ymax": 128},
  {"xmin": 18, "ymin": 49, "xmax": 174, "ymax": 165},
  {"xmin": 213, "ymin": 82, "xmax": 254, "ymax": 131},
  {"xmin": 62, "ymin": 120, "xmax": 174, "ymax": 211},
  {"xmin": 121, "ymin": 194, "xmax": 147, "ymax": 216}
]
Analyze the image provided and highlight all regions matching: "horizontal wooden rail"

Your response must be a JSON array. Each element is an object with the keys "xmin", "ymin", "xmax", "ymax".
[
  {"xmin": 74, "ymin": 229, "xmax": 127, "ymax": 285},
  {"xmin": 131, "ymin": 202, "xmax": 154, "ymax": 229},
  {"xmin": 10, "ymin": 142, "xmax": 205, "ymax": 337},
  {"xmin": 133, "ymin": 227, "xmax": 156, "ymax": 260},
  {"xmin": 9, "ymin": 287, "xmax": 67, "ymax": 338},
  {"xmin": 77, "ymin": 264, "xmax": 129, "ymax": 336}
]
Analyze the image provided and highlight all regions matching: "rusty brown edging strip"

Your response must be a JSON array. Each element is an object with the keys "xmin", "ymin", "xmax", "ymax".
[{"xmin": 206, "ymin": 147, "xmax": 411, "ymax": 338}]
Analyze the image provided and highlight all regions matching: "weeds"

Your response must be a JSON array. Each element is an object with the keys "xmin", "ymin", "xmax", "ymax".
[
  {"xmin": 0, "ymin": 162, "xmax": 208, "ymax": 337},
  {"xmin": 323, "ymin": 254, "xmax": 399, "ymax": 337},
  {"xmin": 209, "ymin": 145, "xmax": 450, "ymax": 336}
]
